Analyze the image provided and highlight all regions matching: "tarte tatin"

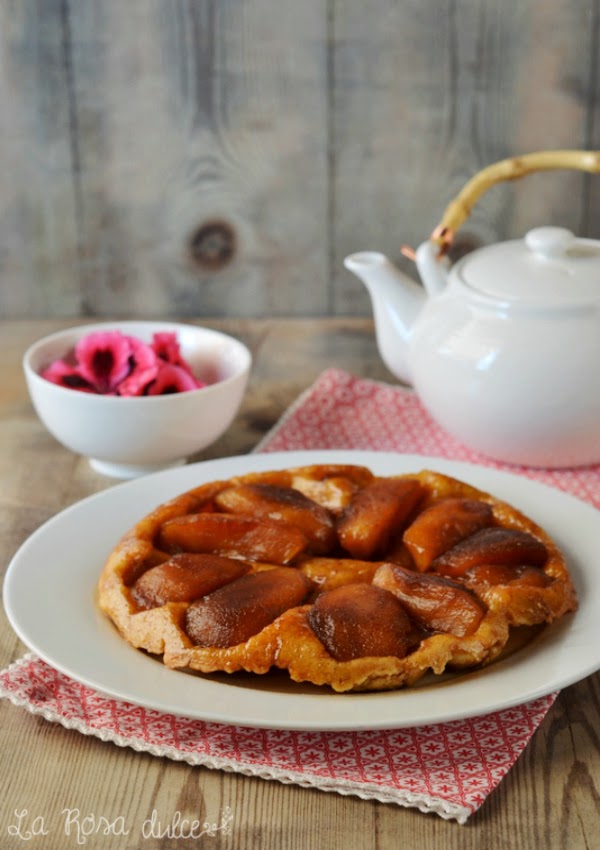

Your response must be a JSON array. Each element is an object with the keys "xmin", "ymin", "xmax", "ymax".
[{"xmin": 97, "ymin": 464, "xmax": 577, "ymax": 692}]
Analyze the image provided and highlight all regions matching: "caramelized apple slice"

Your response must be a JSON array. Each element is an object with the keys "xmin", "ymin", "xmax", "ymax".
[
  {"xmin": 158, "ymin": 513, "xmax": 309, "ymax": 564},
  {"xmin": 379, "ymin": 539, "xmax": 418, "ymax": 571},
  {"xmin": 373, "ymin": 562, "xmax": 485, "ymax": 637},
  {"xmin": 185, "ymin": 567, "xmax": 313, "ymax": 647},
  {"xmin": 131, "ymin": 553, "xmax": 251, "ymax": 609},
  {"xmin": 463, "ymin": 563, "xmax": 552, "ymax": 591},
  {"xmin": 298, "ymin": 556, "xmax": 382, "ymax": 591},
  {"xmin": 403, "ymin": 498, "xmax": 494, "ymax": 571},
  {"xmin": 291, "ymin": 475, "xmax": 361, "ymax": 513},
  {"xmin": 337, "ymin": 478, "xmax": 424, "ymax": 559},
  {"xmin": 307, "ymin": 584, "xmax": 412, "ymax": 661},
  {"xmin": 431, "ymin": 527, "xmax": 548, "ymax": 577},
  {"xmin": 215, "ymin": 483, "xmax": 336, "ymax": 554}
]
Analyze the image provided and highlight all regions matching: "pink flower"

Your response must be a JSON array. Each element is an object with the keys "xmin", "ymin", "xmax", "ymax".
[
  {"xmin": 41, "ymin": 329, "xmax": 205, "ymax": 396},
  {"xmin": 151, "ymin": 332, "xmax": 198, "ymax": 379},
  {"xmin": 41, "ymin": 360, "xmax": 97, "ymax": 393},
  {"xmin": 152, "ymin": 332, "xmax": 182, "ymax": 364},
  {"xmin": 75, "ymin": 331, "xmax": 132, "ymax": 394},
  {"xmin": 146, "ymin": 362, "xmax": 205, "ymax": 395},
  {"xmin": 115, "ymin": 337, "xmax": 160, "ymax": 397}
]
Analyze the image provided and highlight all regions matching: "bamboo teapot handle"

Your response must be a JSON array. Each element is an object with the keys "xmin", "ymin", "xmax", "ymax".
[{"xmin": 430, "ymin": 149, "xmax": 600, "ymax": 256}]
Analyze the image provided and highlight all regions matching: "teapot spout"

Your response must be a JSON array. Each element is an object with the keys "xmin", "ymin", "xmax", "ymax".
[{"xmin": 344, "ymin": 252, "xmax": 426, "ymax": 385}]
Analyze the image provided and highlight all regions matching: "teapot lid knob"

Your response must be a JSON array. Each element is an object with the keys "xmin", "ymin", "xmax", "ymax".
[{"xmin": 525, "ymin": 226, "xmax": 576, "ymax": 259}]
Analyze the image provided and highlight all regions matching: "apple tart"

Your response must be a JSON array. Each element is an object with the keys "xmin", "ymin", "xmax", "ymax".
[{"xmin": 97, "ymin": 464, "xmax": 577, "ymax": 692}]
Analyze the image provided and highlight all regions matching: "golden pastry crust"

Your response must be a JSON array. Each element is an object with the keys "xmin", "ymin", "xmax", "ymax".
[{"xmin": 97, "ymin": 464, "xmax": 578, "ymax": 692}]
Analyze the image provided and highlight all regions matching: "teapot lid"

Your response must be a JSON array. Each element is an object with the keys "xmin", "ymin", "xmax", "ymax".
[{"xmin": 456, "ymin": 226, "xmax": 600, "ymax": 305}]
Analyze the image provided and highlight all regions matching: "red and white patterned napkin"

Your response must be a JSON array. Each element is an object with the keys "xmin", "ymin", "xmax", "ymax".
[{"xmin": 2, "ymin": 368, "xmax": 598, "ymax": 823}]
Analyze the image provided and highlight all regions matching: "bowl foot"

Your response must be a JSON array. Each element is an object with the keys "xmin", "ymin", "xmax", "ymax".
[{"xmin": 89, "ymin": 457, "xmax": 187, "ymax": 479}]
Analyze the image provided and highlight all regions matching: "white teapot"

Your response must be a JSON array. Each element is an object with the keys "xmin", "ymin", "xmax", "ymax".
[{"xmin": 344, "ymin": 150, "xmax": 600, "ymax": 468}]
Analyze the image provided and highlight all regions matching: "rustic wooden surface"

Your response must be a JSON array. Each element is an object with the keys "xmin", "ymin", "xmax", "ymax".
[
  {"xmin": 1, "ymin": 1, "xmax": 600, "ymax": 319},
  {"xmin": 1, "ymin": 318, "xmax": 598, "ymax": 850}
]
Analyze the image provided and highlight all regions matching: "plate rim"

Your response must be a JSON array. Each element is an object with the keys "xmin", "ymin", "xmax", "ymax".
[{"xmin": 3, "ymin": 449, "xmax": 598, "ymax": 731}]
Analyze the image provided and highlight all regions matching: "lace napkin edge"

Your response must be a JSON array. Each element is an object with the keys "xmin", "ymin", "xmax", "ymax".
[{"xmin": 0, "ymin": 653, "xmax": 471, "ymax": 824}]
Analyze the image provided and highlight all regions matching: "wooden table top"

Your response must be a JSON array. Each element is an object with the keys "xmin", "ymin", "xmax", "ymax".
[{"xmin": 1, "ymin": 318, "xmax": 598, "ymax": 850}]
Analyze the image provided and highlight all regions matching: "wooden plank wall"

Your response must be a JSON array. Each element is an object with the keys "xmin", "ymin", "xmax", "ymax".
[{"xmin": 1, "ymin": 0, "xmax": 599, "ymax": 319}]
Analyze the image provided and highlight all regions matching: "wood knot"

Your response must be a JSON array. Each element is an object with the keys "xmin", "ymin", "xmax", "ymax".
[{"xmin": 189, "ymin": 220, "xmax": 236, "ymax": 271}]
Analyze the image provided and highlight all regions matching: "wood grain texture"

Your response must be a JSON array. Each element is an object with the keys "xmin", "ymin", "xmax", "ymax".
[
  {"xmin": 0, "ymin": 318, "xmax": 598, "ymax": 850},
  {"xmin": 0, "ymin": 0, "xmax": 82, "ymax": 316},
  {"xmin": 331, "ymin": 0, "xmax": 600, "ymax": 312},
  {"xmin": 15, "ymin": 0, "xmax": 330, "ymax": 318},
  {"xmin": 1, "ymin": 1, "xmax": 600, "ymax": 318}
]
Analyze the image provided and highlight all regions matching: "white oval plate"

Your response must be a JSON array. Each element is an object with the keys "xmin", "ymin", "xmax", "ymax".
[{"xmin": 4, "ymin": 451, "xmax": 598, "ymax": 731}]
